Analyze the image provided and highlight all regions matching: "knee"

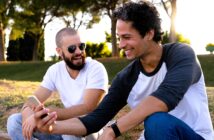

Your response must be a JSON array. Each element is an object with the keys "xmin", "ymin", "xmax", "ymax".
[
  {"xmin": 7, "ymin": 113, "xmax": 22, "ymax": 134},
  {"xmin": 144, "ymin": 112, "xmax": 171, "ymax": 139},
  {"xmin": 144, "ymin": 112, "xmax": 170, "ymax": 131}
]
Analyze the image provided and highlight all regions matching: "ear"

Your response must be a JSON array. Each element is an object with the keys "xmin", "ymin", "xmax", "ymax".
[
  {"xmin": 145, "ymin": 29, "xmax": 154, "ymax": 41},
  {"xmin": 56, "ymin": 47, "xmax": 62, "ymax": 57}
]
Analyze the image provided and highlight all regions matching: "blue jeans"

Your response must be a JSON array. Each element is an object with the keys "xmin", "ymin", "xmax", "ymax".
[
  {"xmin": 7, "ymin": 113, "xmax": 80, "ymax": 140},
  {"xmin": 143, "ymin": 112, "xmax": 205, "ymax": 140}
]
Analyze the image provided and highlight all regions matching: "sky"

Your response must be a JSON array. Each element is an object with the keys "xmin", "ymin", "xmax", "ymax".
[{"xmin": 44, "ymin": 0, "xmax": 214, "ymax": 60}]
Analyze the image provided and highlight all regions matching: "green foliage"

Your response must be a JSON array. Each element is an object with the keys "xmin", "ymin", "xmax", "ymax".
[
  {"xmin": 176, "ymin": 34, "xmax": 190, "ymax": 44},
  {"xmin": 206, "ymin": 43, "xmax": 214, "ymax": 54},
  {"xmin": 7, "ymin": 31, "xmax": 38, "ymax": 61},
  {"xmin": 85, "ymin": 42, "xmax": 112, "ymax": 58},
  {"xmin": 162, "ymin": 31, "xmax": 191, "ymax": 44},
  {"xmin": 105, "ymin": 31, "xmax": 111, "ymax": 43},
  {"xmin": 37, "ymin": 35, "xmax": 44, "ymax": 61},
  {"xmin": 11, "ymin": 0, "xmax": 61, "ymax": 60}
]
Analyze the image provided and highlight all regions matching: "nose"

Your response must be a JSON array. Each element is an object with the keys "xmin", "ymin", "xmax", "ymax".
[
  {"xmin": 74, "ymin": 46, "xmax": 83, "ymax": 54},
  {"xmin": 118, "ymin": 39, "xmax": 126, "ymax": 49}
]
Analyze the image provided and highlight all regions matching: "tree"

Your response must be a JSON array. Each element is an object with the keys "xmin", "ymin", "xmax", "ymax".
[
  {"xmin": 87, "ymin": 0, "xmax": 128, "ymax": 57},
  {"xmin": 12, "ymin": 0, "xmax": 61, "ymax": 61},
  {"xmin": 206, "ymin": 43, "xmax": 214, "ymax": 55},
  {"xmin": 152, "ymin": 0, "xmax": 177, "ymax": 42},
  {"xmin": 7, "ymin": 31, "xmax": 35, "ymax": 61},
  {"xmin": 0, "ymin": 0, "xmax": 16, "ymax": 61},
  {"xmin": 161, "ymin": 0, "xmax": 177, "ymax": 42},
  {"xmin": 57, "ymin": 0, "xmax": 99, "ymax": 30}
]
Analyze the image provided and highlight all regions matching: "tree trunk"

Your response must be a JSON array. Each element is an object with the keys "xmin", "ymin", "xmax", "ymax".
[
  {"xmin": 32, "ymin": 35, "xmax": 41, "ymax": 61},
  {"xmin": 0, "ymin": 22, "xmax": 5, "ymax": 61},
  {"xmin": 169, "ymin": 0, "xmax": 177, "ymax": 42},
  {"xmin": 111, "ymin": 17, "xmax": 119, "ymax": 57}
]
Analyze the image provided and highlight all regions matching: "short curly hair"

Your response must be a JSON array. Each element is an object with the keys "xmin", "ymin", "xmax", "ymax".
[{"xmin": 113, "ymin": 1, "xmax": 163, "ymax": 42}]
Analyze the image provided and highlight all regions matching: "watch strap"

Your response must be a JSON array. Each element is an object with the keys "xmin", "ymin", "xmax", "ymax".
[{"xmin": 111, "ymin": 122, "xmax": 121, "ymax": 137}]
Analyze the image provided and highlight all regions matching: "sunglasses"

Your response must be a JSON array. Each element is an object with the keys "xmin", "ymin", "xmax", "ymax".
[{"xmin": 67, "ymin": 43, "xmax": 86, "ymax": 53}]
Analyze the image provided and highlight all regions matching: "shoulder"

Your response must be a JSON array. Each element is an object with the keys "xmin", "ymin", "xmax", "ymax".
[
  {"xmin": 46, "ymin": 61, "xmax": 65, "ymax": 73},
  {"xmin": 84, "ymin": 57, "xmax": 106, "ymax": 70},
  {"xmin": 162, "ymin": 43, "xmax": 196, "ymax": 67},
  {"xmin": 163, "ymin": 43, "xmax": 195, "ymax": 58}
]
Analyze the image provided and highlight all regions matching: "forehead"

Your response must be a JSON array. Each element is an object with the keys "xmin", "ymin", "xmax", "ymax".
[
  {"xmin": 116, "ymin": 20, "xmax": 139, "ymax": 36},
  {"xmin": 61, "ymin": 34, "xmax": 81, "ymax": 46}
]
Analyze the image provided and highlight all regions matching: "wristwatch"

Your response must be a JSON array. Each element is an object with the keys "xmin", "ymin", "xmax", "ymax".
[{"xmin": 107, "ymin": 120, "xmax": 121, "ymax": 137}]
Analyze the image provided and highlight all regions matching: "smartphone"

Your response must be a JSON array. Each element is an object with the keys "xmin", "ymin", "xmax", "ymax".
[{"xmin": 26, "ymin": 95, "xmax": 48, "ymax": 119}]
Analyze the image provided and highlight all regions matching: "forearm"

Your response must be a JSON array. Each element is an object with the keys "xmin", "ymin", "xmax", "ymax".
[
  {"xmin": 21, "ymin": 105, "xmax": 34, "ymax": 122},
  {"xmin": 117, "ymin": 96, "xmax": 168, "ymax": 134},
  {"xmin": 50, "ymin": 104, "xmax": 94, "ymax": 120},
  {"xmin": 52, "ymin": 118, "xmax": 87, "ymax": 136}
]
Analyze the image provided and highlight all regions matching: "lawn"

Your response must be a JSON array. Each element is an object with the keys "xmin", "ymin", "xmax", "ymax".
[{"xmin": 0, "ymin": 80, "xmax": 213, "ymax": 140}]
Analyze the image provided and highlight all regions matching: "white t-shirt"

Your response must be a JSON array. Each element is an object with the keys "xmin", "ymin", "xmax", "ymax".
[{"xmin": 41, "ymin": 57, "xmax": 108, "ymax": 108}]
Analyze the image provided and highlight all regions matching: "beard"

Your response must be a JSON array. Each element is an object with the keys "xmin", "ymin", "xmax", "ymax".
[{"xmin": 62, "ymin": 52, "xmax": 86, "ymax": 70}]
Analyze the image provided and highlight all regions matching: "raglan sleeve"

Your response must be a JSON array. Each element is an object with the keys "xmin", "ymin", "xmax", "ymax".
[{"xmin": 151, "ymin": 44, "xmax": 202, "ymax": 111}]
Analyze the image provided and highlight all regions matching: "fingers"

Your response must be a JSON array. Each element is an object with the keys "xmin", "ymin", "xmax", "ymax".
[
  {"xmin": 34, "ymin": 106, "xmax": 49, "ymax": 120},
  {"xmin": 36, "ymin": 112, "xmax": 57, "ymax": 132},
  {"xmin": 22, "ymin": 122, "xmax": 33, "ymax": 140},
  {"xmin": 34, "ymin": 104, "xmax": 44, "ymax": 112}
]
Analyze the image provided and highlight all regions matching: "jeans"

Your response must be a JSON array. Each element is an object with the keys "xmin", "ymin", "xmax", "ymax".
[
  {"xmin": 7, "ymin": 113, "xmax": 96, "ymax": 140},
  {"xmin": 141, "ymin": 112, "xmax": 205, "ymax": 140}
]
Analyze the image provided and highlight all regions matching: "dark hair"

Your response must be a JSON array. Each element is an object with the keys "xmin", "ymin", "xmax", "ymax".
[{"xmin": 113, "ymin": 1, "xmax": 163, "ymax": 42}]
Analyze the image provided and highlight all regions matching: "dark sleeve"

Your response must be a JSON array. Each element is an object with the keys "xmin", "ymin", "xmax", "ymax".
[
  {"xmin": 79, "ymin": 60, "xmax": 140, "ymax": 135},
  {"xmin": 151, "ymin": 43, "xmax": 202, "ymax": 111}
]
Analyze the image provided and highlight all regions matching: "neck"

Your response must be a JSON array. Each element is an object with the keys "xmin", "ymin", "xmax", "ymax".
[
  {"xmin": 140, "ymin": 43, "xmax": 163, "ymax": 73},
  {"xmin": 66, "ymin": 66, "xmax": 80, "ymax": 79}
]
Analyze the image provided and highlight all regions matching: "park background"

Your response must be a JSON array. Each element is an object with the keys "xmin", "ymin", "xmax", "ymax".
[{"xmin": 0, "ymin": 0, "xmax": 214, "ymax": 139}]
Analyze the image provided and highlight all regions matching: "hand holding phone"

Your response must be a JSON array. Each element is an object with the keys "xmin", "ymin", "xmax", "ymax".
[{"xmin": 26, "ymin": 95, "xmax": 48, "ymax": 119}]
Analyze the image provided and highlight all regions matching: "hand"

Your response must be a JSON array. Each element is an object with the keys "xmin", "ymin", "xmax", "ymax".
[
  {"xmin": 34, "ymin": 104, "xmax": 57, "ymax": 133},
  {"xmin": 98, "ymin": 127, "xmax": 116, "ymax": 140},
  {"xmin": 22, "ymin": 114, "xmax": 36, "ymax": 140}
]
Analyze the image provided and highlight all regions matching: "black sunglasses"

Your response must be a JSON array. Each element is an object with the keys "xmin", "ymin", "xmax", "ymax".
[{"xmin": 67, "ymin": 43, "xmax": 86, "ymax": 53}]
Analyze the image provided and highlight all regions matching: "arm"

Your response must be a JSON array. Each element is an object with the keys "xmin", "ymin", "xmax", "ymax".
[
  {"xmin": 22, "ymin": 86, "xmax": 52, "ymax": 121},
  {"xmin": 21, "ymin": 86, "xmax": 52, "ymax": 140},
  {"xmin": 100, "ymin": 96, "xmax": 167, "ymax": 139},
  {"xmin": 49, "ymin": 89, "xmax": 105, "ymax": 120},
  {"xmin": 34, "ymin": 104, "xmax": 88, "ymax": 136}
]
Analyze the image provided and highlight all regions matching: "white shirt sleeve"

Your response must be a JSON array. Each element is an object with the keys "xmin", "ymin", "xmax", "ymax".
[
  {"xmin": 85, "ymin": 60, "xmax": 108, "ymax": 93},
  {"xmin": 41, "ymin": 64, "xmax": 57, "ymax": 92}
]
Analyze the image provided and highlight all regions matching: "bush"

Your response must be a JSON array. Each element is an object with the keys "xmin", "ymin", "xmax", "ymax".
[
  {"xmin": 206, "ymin": 43, "xmax": 214, "ymax": 54},
  {"xmin": 85, "ymin": 42, "xmax": 111, "ymax": 58}
]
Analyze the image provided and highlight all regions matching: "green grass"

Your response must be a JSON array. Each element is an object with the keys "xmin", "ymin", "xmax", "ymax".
[
  {"xmin": 0, "ymin": 61, "xmax": 54, "ymax": 81},
  {"xmin": 0, "ymin": 55, "xmax": 213, "ymax": 85},
  {"xmin": 198, "ymin": 55, "xmax": 214, "ymax": 86}
]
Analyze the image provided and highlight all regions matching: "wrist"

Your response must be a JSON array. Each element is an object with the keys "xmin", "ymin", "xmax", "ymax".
[
  {"xmin": 48, "ymin": 121, "xmax": 56, "ymax": 134},
  {"xmin": 107, "ymin": 120, "xmax": 121, "ymax": 138}
]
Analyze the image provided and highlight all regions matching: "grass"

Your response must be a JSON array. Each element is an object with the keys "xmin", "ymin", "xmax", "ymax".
[
  {"xmin": 0, "ymin": 55, "xmax": 213, "ymax": 139},
  {"xmin": 0, "ymin": 80, "xmax": 213, "ymax": 139},
  {"xmin": 0, "ymin": 55, "xmax": 213, "ymax": 85}
]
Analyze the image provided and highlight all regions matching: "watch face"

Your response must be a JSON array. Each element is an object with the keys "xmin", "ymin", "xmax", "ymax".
[{"xmin": 106, "ymin": 120, "xmax": 117, "ymax": 127}]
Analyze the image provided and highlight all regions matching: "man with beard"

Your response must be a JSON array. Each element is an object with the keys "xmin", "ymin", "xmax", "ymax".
[{"xmin": 7, "ymin": 27, "xmax": 108, "ymax": 140}]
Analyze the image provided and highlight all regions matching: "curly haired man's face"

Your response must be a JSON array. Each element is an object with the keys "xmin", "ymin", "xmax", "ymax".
[{"xmin": 116, "ymin": 20, "xmax": 151, "ymax": 60}]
